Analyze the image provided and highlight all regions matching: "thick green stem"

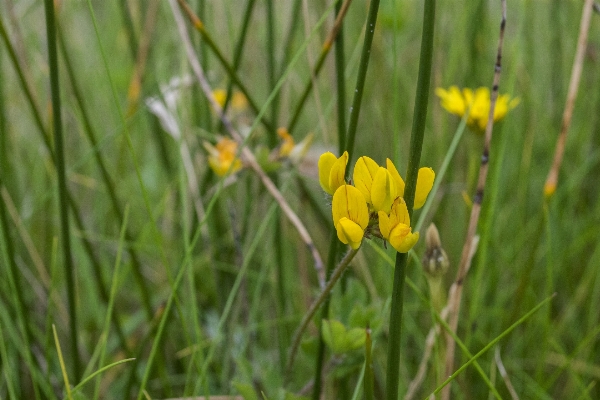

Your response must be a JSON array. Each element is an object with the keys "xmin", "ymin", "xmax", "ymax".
[
  {"xmin": 43, "ymin": 0, "xmax": 80, "ymax": 381},
  {"xmin": 386, "ymin": 0, "xmax": 436, "ymax": 398},
  {"xmin": 344, "ymin": 0, "xmax": 380, "ymax": 172}
]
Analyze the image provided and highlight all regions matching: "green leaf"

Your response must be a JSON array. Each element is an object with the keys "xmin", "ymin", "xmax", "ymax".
[{"xmin": 233, "ymin": 381, "xmax": 259, "ymax": 400}]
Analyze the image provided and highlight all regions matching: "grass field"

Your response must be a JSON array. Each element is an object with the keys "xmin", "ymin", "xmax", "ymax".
[{"xmin": 1, "ymin": 0, "xmax": 600, "ymax": 399}]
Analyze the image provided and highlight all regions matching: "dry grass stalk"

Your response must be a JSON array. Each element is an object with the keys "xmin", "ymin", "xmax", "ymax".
[
  {"xmin": 169, "ymin": 0, "xmax": 326, "ymax": 288},
  {"xmin": 543, "ymin": 0, "xmax": 595, "ymax": 198},
  {"xmin": 440, "ymin": 3, "xmax": 508, "ymax": 397}
]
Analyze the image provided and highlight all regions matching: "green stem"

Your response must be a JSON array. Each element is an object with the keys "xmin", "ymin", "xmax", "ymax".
[
  {"xmin": 57, "ymin": 24, "xmax": 154, "ymax": 325},
  {"xmin": 311, "ymin": 235, "xmax": 338, "ymax": 400},
  {"xmin": 220, "ymin": 0, "xmax": 256, "ymax": 120},
  {"xmin": 266, "ymin": 0, "xmax": 278, "ymax": 143},
  {"xmin": 386, "ymin": 0, "xmax": 436, "ymax": 398},
  {"xmin": 364, "ymin": 326, "xmax": 375, "ymax": 400},
  {"xmin": 43, "ymin": 0, "xmax": 80, "ymax": 381},
  {"xmin": 176, "ymin": 0, "xmax": 274, "ymax": 132},
  {"xmin": 334, "ymin": 0, "xmax": 347, "ymax": 153},
  {"xmin": 344, "ymin": 0, "xmax": 380, "ymax": 171},
  {"xmin": 118, "ymin": 0, "xmax": 138, "ymax": 60},
  {"xmin": 285, "ymin": 248, "xmax": 358, "ymax": 380}
]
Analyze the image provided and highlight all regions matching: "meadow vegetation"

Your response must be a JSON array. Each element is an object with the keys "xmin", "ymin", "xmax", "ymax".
[{"xmin": 1, "ymin": 0, "xmax": 600, "ymax": 399}]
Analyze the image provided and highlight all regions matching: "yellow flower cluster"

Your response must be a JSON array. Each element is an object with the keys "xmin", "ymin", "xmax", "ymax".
[
  {"xmin": 319, "ymin": 152, "xmax": 434, "ymax": 252},
  {"xmin": 435, "ymin": 86, "xmax": 519, "ymax": 132},
  {"xmin": 204, "ymin": 137, "xmax": 243, "ymax": 177}
]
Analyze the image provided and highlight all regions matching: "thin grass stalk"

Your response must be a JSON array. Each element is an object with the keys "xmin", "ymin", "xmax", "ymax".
[
  {"xmin": 176, "ymin": 0, "xmax": 274, "ymax": 132},
  {"xmin": 364, "ymin": 326, "xmax": 375, "ymax": 400},
  {"xmin": 56, "ymin": 23, "xmax": 153, "ymax": 333},
  {"xmin": 43, "ymin": 0, "xmax": 80, "ymax": 380},
  {"xmin": 0, "ymin": 48, "xmax": 8, "ymax": 179},
  {"xmin": 287, "ymin": 0, "xmax": 353, "ymax": 135},
  {"xmin": 543, "ymin": 0, "xmax": 594, "ymax": 198},
  {"xmin": 0, "ymin": 323, "xmax": 17, "ymax": 399},
  {"xmin": 285, "ymin": 248, "xmax": 359, "ymax": 379},
  {"xmin": 311, "ymin": 235, "xmax": 339, "ymax": 400},
  {"xmin": 334, "ymin": 0, "xmax": 347, "ymax": 152},
  {"xmin": 432, "ymin": 294, "xmax": 555, "ymax": 397},
  {"xmin": 441, "ymin": 3, "xmax": 507, "ymax": 399},
  {"xmin": 344, "ymin": 0, "xmax": 380, "ymax": 171},
  {"xmin": 93, "ymin": 204, "xmax": 130, "ymax": 399},
  {"xmin": 266, "ymin": 0, "xmax": 278, "ymax": 141},
  {"xmin": 311, "ymin": 2, "xmax": 348, "ymax": 391},
  {"xmin": 220, "ymin": 0, "xmax": 256, "ymax": 119},
  {"xmin": 279, "ymin": 0, "xmax": 303, "ymax": 74},
  {"xmin": 0, "ymin": 185, "xmax": 41, "ymax": 400},
  {"xmin": 386, "ymin": 0, "xmax": 436, "ymax": 398},
  {"xmin": 172, "ymin": 0, "xmax": 329, "ymax": 288},
  {"xmin": 118, "ymin": 0, "xmax": 138, "ymax": 60}
]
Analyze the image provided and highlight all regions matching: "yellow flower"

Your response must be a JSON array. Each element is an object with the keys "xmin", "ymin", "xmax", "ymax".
[
  {"xmin": 212, "ymin": 89, "xmax": 249, "ymax": 112},
  {"xmin": 277, "ymin": 127, "xmax": 295, "ymax": 158},
  {"xmin": 204, "ymin": 138, "xmax": 243, "ymax": 176},
  {"xmin": 332, "ymin": 185, "xmax": 369, "ymax": 249},
  {"xmin": 435, "ymin": 86, "xmax": 519, "ymax": 132},
  {"xmin": 378, "ymin": 197, "xmax": 420, "ymax": 253},
  {"xmin": 318, "ymin": 151, "xmax": 348, "ymax": 195},
  {"xmin": 385, "ymin": 159, "xmax": 435, "ymax": 210}
]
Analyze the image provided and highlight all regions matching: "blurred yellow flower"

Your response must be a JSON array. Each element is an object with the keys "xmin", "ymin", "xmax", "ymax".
[
  {"xmin": 435, "ymin": 86, "xmax": 519, "ymax": 132},
  {"xmin": 204, "ymin": 137, "xmax": 243, "ymax": 176},
  {"xmin": 332, "ymin": 185, "xmax": 369, "ymax": 250},
  {"xmin": 277, "ymin": 127, "xmax": 295, "ymax": 158},
  {"xmin": 318, "ymin": 151, "xmax": 348, "ymax": 195},
  {"xmin": 378, "ymin": 197, "xmax": 420, "ymax": 253},
  {"xmin": 212, "ymin": 89, "xmax": 249, "ymax": 112}
]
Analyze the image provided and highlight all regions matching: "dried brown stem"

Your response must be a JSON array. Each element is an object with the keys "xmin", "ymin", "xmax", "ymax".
[
  {"xmin": 543, "ymin": 0, "xmax": 594, "ymax": 197},
  {"xmin": 168, "ymin": 0, "xmax": 326, "ymax": 288},
  {"xmin": 441, "ymin": 2, "xmax": 507, "ymax": 398}
]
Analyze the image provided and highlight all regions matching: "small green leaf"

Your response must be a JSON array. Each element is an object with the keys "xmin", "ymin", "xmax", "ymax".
[{"xmin": 233, "ymin": 381, "xmax": 259, "ymax": 400}]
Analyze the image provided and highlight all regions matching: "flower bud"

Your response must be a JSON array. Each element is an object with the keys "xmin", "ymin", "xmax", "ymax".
[{"xmin": 422, "ymin": 223, "xmax": 449, "ymax": 278}]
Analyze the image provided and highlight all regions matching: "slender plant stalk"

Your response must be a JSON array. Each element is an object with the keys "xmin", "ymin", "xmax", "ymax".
[
  {"xmin": 334, "ymin": 0, "xmax": 347, "ymax": 153},
  {"xmin": 220, "ymin": 0, "xmax": 256, "ymax": 118},
  {"xmin": 44, "ymin": 0, "xmax": 80, "ymax": 381},
  {"xmin": 0, "ymin": 183, "xmax": 41, "ymax": 400},
  {"xmin": 432, "ymin": 294, "xmax": 555, "ymax": 397},
  {"xmin": 266, "ymin": 0, "xmax": 278, "ymax": 142},
  {"xmin": 386, "ymin": 0, "xmax": 436, "ymax": 399},
  {"xmin": 287, "ymin": 0, "xmax": 353, "ymax": 135},
  {"xmin": 441, "ymin": 3, "xmax": 507, "ymax": 399},
  {"xmin": 344, "ymin": 0, "xmax": 381, "ymax": 171},
  {"xmin": 364, "ymin": 326, "xmax": 375, "ymax": 400},
  {"xmin": 278, "ymin": 0, "xmax": 303, "ymax": 74},
  {"xmin": 311, "ymin": 1, "xmax": 348, "ymax": 396},
  {"xmin": 57, "ymin": 23, "xmax": 152, "ymax": 334},
  {"xmin": 285, "ymin": 248, "xmax": 359, "ymax": 378},
  {"xmin": 311, "ymin": 235, "xmax": 338, "ymax": 399},
  {"xmin": 118, "ymin": 0, "xmax": 138, "ymax": 60},
  {"xmin": 171, "ymin": 0, "xmax": 327, "ymax": 287},
  {"xmin": 543, "ymin": 0, "xmax": 594, "ymax": 198},
  {"xmin": 176, "ymin": 0, "xmax": 275, "ymax": 132}
]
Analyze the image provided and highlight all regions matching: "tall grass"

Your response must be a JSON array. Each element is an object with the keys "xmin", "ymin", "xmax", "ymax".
[{"xmin": 0, "ymin": 0, "xmax": 599, "ymax": 399}]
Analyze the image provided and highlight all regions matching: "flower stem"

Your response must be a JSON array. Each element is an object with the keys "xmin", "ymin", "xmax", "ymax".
[
  {"xmin": 44, "ymin": 0, "xmax": 80, "ymax": 381},
  {"xmin": 386, "ymin": 0, "xmax": 436, "ymax": 398}
]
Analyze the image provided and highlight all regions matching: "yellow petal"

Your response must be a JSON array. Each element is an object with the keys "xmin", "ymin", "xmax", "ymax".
[
  {"xmin": 336, "ymin": 217, "xmax": 364, "ymax": 249},
  {"xmin": 389, "ymin": 197, "xmax": 410, "ymax": 227},
  {"xmin": 332, "ymin": 185, "xmax": 369, "ymax": 229},
  {"xmin": 328, "ymin": 151, "xmax": 349, "ymax": 195},
  {"xmin": 435, "ymin": 86, "xmax": 466, "ymax": 116},
  {"xmin": 371, "ymin": 167, "xmax": 396, "ymax": 213},
  {"xmin": 353, "ymin": 156, "xmax": 380, "ymax": 204},
  {"xmin": 414, "ymin": 168, "xmax": 435, "ymax": 209},
  {"xmin": 378, "ymin": 211, "xmax": 391, "ymax": 239},
  {"xmin": 386, "ymin": 159, "xmax": 405, "ymax": 198},
  {"xmin": 390, "ymin": 229, "xmax": 420, "ymax": 253},
  {"xmin": 318, "ymin": 152, "xmax": 337, "ymax": 194}
]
